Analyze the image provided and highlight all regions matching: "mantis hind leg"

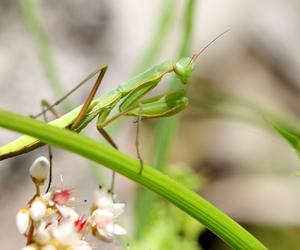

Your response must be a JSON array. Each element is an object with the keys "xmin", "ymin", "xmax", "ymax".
[
  {"xmin": 33, "ymin": 65, "xmax": 107, "ymax": 119},
  {"xmin": 97, "ymin": 127, "xmax": 117, "ymax": 195},
  {"xmin": 99, "ymin": 103, "xmax": 146, "ymax": 176},
  {"xmin": 135, "ymin": 104, "xmax": 144, "ymax": 174},
  {"xmin": 96, "ymin": 110, "xmax": 119, "ymax": 194},
  {"xmin": 71, "ymin": 65, "xmax": 108, "ymax": 130},
  {"xmin": 40, "ymin": 99, "xmax": 60, "ymax": 193},
  {"xmin": 67, "ymin": 65, "xmax": 118, "ymax": 194}
]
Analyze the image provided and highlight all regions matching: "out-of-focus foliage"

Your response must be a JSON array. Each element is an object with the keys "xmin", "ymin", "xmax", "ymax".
[{"xmin": 130, "ymin": 163, "xmax": 205, "ymax": 250}]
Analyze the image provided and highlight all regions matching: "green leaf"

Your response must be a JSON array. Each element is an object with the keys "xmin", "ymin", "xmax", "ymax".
[
  {"xmin": 0, "ymin": 108, "xmax": 266, "ymax": 249},
  {"xmin": 268, "ymin": 119, "xmax": 300, "ymax": 158}
]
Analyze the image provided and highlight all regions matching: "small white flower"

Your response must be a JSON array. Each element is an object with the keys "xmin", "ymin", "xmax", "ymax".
[
  {"xmin": 30, "ymin": 156, "xmax": 49, "ymax": 184},
  {"xmin": 70, "ymin": 240, "xmax": 92, "ymax": 250},
  {"xmin": 93, "ymin": 189, "xmax": 125, "ymax": 215},
  {"xmin": 91, "ymin": 209, "xmax": 126, "ymax": 242},
  {"xmin": 52, "ymin": 220, "xmax": 81, "ymax": 245},
  {"xmin": 16, "ymin": 208, "xmax": 31, "ymax": 234},
  {"xmin": 34, "ymin": 221, "xmax": 51, "ymax": 244},
  {"xmin": 93, "ymin": 189, "xmax": 114, "ymax": 208},
  {"xmin": 30, "ymin": 198, "xmax": 47, "ymax": 221}
]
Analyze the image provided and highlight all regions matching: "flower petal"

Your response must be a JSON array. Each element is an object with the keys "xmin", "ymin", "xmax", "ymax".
[
  {"xmin": 35, "ymin": 221, "xmax": 51, "ymax": 244},
  {"xmin": 52, "ymin": 220, "xmax": 80, "ymax": 245},
  {"xmin": 56, "ymin": 205, "xmax": 79, "ymax": 221},
  {"xmin": 70, "ymin": 240, "xmax": 92, "ymax": 250},
  {"xmin": 93, "ymin": 189, "xmax": 115, "ymax": 209},
  {"xmin": 92, "ymin": 209, "xmax": 113, "ymax": 228},
  {"xmin": 106, "ymin": 224, "xmax": 126, "ymax": 235},
  {"xmin": 111, "ymin": 203, "xmax": 125, "ymax": 217},
  {"xmin": 96, "ymin": 228, "xmax": 114, "ymax": 242}
]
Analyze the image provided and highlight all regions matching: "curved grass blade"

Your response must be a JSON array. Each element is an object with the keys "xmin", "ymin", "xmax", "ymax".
[{"xmin": 0, "ymin": 108, "xmax": 266, "ymax": 250}]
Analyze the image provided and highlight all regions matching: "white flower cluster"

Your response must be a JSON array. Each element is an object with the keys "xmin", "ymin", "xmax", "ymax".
[{"xmin": 16, "ymin": 157, "xmax": 126, "ymax": 250}]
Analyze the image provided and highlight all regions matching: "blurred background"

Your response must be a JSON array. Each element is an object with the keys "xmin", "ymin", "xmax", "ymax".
[{"xmin": 1, "ymin": 0, "xmax": 300, "ymax": 249}]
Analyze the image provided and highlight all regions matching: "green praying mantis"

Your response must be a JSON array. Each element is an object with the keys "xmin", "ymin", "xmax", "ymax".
[
  {"xmin": 0, "ymin": 30, "xmax": 229, "ymax": 191},
  {"xmin": 0, "ymin": 59, "xmax": 191, "ymax": 192},
  {"xmin": 0, "ymin": 58, "xmax": 192, "ymax": 157}
]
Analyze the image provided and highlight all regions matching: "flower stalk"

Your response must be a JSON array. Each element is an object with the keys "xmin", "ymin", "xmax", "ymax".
[{"xmin": 16, "ymin": 156, "xmax": 126, "ymax": 249}]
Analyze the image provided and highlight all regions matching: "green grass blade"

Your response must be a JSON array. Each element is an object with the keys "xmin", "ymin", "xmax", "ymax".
[
  {"xmin": 135, "ymin": 0, "xmax": 197, "ymax": 238},
  {"xmin": 18, "ymin": 0, "xmax": 69, "ymax": 111},
  {"xmin": 0, "ymin": 108, "xmax": 266, "ymax": 249},
  {"xmin": 135, "ymin": 0, "xmax": 176, "ymax": 72},
  {"xmin": 192, "ymin": 86, "xmax": 300, "ymax": 159},
  {"xmin": 267, "ymin": 118, "xmax": 300, "ymax": 159}
]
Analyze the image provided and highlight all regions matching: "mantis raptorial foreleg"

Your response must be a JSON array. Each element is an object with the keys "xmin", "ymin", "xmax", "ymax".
[{"xmin": 97, "ymin": 90, "xmax": 189, "ymax": 178}]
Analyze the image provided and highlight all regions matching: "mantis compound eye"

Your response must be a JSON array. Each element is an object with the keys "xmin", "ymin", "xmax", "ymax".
[{"xmin": 174, "ymin": 57, "xmax": 195, "ymax": 84}]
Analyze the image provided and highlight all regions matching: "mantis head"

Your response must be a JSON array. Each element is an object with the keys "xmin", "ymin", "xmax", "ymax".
[
  {"xmin": 173, "ymin": 57, "xmax": 195, "ymax": 85},
  {"xmin": 174, "ymin": 29, "xmax": 230, "ymax": 85}
]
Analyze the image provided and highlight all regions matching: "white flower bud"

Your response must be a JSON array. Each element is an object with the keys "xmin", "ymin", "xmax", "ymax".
[
  {"xmin": 30, "ymin": 198, "xmax": 47, "ymax": 221},
  {"xmin": 21, "ymin": 245, "xmax": 38, "ymax": 250},
  {"xmin": 16, "ymin": 208, "xmax": 31, "ymax": 234},
  {"xmin": 30, "ymin": 156, "xmax": 49, "ymax": 185}
]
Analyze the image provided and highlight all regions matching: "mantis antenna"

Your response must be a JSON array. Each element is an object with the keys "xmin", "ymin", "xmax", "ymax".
[{"xmin": 190, "ymin": 28, "xmax": 231, "ymax": 64}]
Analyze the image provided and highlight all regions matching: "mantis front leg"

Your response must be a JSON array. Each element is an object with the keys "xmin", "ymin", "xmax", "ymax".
[{"xmin": 100, "ymin": 90, "xmax": 189, "ymax": 175}]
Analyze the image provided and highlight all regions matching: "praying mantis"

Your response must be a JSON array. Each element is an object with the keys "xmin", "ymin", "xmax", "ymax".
[
  {"xmin": 0, "ymin": 59, "xmax": 191, "ymax": 191},
  {"xmin": 0, "ymin": 57, "xmax": 192, "ymax": 160},
  {"xmin": 0, "ymin": 30, "xmax": 229, "ymax": 191}
]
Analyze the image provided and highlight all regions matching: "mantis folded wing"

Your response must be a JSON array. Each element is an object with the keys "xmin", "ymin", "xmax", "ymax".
[{"xmin": 0, "ymin": 57, "xmax": 194, "ymax": 160}]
